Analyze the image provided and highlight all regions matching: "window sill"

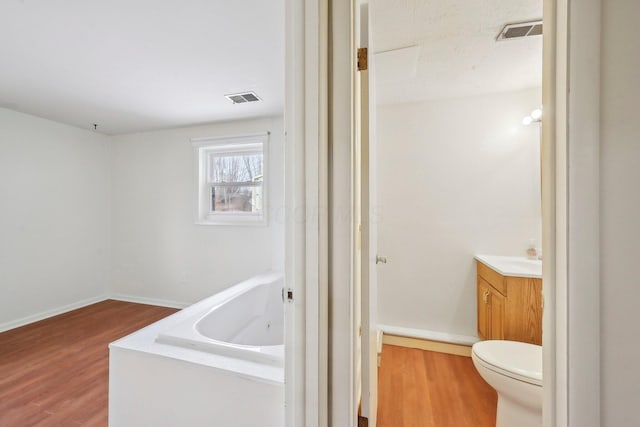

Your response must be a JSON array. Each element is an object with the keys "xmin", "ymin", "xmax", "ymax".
[{"xmin": 195, "ymin": 215, "xmax": 268, "ymax": 227}]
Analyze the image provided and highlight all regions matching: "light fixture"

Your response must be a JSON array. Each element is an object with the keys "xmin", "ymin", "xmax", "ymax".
[
  {"xmin": 522, "ymin": 107, "xmax": 542, "ymax": 126},
  {"xmin": 531, "ymin": 108, "xmax": 542, "ymax": 120}
]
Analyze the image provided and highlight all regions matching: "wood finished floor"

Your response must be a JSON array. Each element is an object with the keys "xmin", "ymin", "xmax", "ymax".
[
  {"xmin": 0, "ymin": 300, "xmax": 178, "ymax": 426},
  {"xmin": 377, "ymin": 344, "xmax": 498, "ymax": 427},
  {"xmin": 2, "ymin": 302, "xmax": 497, "ymax": 427}
]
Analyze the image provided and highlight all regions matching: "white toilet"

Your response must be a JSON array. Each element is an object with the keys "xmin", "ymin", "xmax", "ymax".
[{"xmin": 471, "ymin": 340, "xmax": 542, "ymax": 427}]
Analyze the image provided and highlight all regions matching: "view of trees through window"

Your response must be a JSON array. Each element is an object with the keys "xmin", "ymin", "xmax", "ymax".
[{"xmin": 208, "ymin": 152, "xmax": 263, "ymax": 213}]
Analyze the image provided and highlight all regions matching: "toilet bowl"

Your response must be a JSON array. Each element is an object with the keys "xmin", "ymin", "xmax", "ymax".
[{"xmin": 471, "ymin": 340, "xmax": 542, "ymax": 427}]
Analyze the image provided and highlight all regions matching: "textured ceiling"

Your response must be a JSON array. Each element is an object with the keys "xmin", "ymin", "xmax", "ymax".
[
  {"xmin": 371, "ymin": 0, "xmax": 543, "ymax": 105},
  {"xmin": 0, "ymin": 0, "xmax": 284, "ymax": 134},
  {"xmin": 0, "ymin": 1, "xmax": 539, "ymax": 132}
]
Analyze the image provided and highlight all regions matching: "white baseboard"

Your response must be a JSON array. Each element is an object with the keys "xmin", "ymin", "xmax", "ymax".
[
  {"xmin": 382, "ymin": 334, "xmax": 473, "ymax": 357},
  {"xmin": 109, "ymin": 293, "xmax": 189, "ymax": 309},
  {"xmin": 0, "ymin": 294, "xmax": 109, "ymax": 333},
  {"xmin": 0, "ymin": 294, "xmax": 190, "ymax": 334},
  {"xmin": 378, "ymin": 324, "xmax": 480, "ymax": 346}
]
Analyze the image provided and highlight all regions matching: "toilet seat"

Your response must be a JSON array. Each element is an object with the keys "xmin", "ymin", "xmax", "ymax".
[{"xmin": 472, "ymin": 340, "xmax": 542, "ymax": 387}]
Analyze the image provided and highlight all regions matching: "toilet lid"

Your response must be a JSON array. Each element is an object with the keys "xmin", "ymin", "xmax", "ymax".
[{"xmin": 472, "ymin": 340, "xmax": 542, "ymax": 386}]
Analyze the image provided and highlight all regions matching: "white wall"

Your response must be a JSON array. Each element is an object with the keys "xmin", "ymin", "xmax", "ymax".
[
  {"xmin": 600, "ymin": 1, "xmax": 640, "ymax": 424},
  {"xmin": 376, "ymin": 88, "xmax": 541, "ymax": 338},
  {"xmin": 0, "ymin": 108, "xmax": 111, "ymax": 330},
  {"xmin": 110, "ymin": 117, "xmax": 284, "ymax": 306}
]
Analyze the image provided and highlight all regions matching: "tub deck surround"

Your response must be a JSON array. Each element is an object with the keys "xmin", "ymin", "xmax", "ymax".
[
  {"xmin": 109, "ymin": 271, "xmax": 284, "ymax": 385},
  {"xmin": 474, "ymin": 254, "xmax": 542, "ymax": 279},
  {"xmin": 109, "ymin": 272, "xmax": 285, "ymax": 426}
]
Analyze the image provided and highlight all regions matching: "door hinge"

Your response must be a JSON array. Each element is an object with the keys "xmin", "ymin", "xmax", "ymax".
[{"xmin": 357, "ymin": 47, "xmax": 368, "ymax": 71}]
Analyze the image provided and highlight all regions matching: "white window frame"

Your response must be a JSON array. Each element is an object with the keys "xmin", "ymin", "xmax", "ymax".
[{"xmin": 191, "ymin": 132, "xmax": 269, "ymax": 226}]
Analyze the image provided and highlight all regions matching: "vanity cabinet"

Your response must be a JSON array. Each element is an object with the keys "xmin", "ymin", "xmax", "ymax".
[{"xmin": 476, "ymin": 260, "xmax": 542, "ymax": 345}]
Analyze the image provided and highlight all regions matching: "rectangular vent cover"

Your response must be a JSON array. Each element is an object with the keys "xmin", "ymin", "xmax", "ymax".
[
  {"xmin": 496, "ymin": 20, "xmax": 543, "ymax": 41},
  {"xmin": 225, "ymin": 91, "xmax": 262, "ymax": 104}
]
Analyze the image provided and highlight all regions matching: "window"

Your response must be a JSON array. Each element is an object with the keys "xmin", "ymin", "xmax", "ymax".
[{"xmin": 192, "ymin": 133, "xmax": 268, "ymax": 225}]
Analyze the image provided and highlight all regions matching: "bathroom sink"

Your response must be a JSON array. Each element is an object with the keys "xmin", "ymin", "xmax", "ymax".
[{"xmin": 475, "ymin": 255, "xmax": 542, "ymax": 278}]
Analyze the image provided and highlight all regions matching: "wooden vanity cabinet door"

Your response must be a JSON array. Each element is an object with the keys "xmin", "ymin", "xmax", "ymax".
[
  {"xmin": 489, "ymin": 288, "xmax": 505, "ymax": 340},
  {"xmin": 477, "ymin": 278, "xmax": 491, "ymax": 340},
  {"xmin": 504, "ymin": 277, "xmax": 543, "ymax": 345},
  {"xmin": 478, "ymin": 276, "xmax": 506, "ymax": 341}
]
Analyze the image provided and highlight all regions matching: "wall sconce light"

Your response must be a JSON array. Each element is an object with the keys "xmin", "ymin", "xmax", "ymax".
[{"xmin": 523, "ymin": 108, "xmax": 542, "ymax": 125}]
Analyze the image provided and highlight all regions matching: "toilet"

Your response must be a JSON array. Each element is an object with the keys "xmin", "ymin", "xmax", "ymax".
[{"xmin": 471, "ymin": 340, "xmax": 542, "ymax": 427}]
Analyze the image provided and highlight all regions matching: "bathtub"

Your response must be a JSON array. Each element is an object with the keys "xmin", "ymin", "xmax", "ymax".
[
  {"xmin": 156, "ymin": 271, "xmax": 284, "ymax": 365},
  {"xmin": 109, "ymin": 271, "xmax": 285, "ymax": 427}
]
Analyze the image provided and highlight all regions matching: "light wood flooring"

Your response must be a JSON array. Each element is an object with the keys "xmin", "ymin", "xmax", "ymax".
[
  {"xmin": 0, "ymin": 300, "xmax": 178, "ymax": 426},
  {"xmin": 2, "ymin": 303, "xmax": 497, "ymax": 427},
  {"xmin": 377, "ymin": 344, "xmax": 497, "ymax": 427}
]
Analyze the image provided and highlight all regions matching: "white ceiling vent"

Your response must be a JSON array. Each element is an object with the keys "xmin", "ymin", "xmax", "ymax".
[
  {"xmin": 496, "ymin": 20, "xmax": 543, "ymax": 41},
  {"xmin": 224, "ymin": 91, "xmax": 262, "ymax": 104}
]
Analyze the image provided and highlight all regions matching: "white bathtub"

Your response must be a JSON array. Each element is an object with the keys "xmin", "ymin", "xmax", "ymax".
[
  {"xmin": 156, "ymin": 271, "xmax": 284, "ymax": 366},
  {"xmin": 109, "ymin": 271, "xmax": 285, "ymax": 427}
]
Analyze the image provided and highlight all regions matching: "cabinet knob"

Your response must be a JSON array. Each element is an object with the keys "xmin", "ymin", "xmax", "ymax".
[{"xmin": 483, "ymin": 290, "xmax": 490, "ymax": 304}]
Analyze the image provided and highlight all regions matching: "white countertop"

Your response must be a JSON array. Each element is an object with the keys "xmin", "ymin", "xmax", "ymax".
[{"xmin": 475, "ymin": 254, "xmax": 542, "ymax": 279}]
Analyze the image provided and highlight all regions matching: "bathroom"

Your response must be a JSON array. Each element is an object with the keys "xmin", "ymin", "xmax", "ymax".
[{"xmin": 369, "ymin": 0, "xmax": 544, "ymax": 425}]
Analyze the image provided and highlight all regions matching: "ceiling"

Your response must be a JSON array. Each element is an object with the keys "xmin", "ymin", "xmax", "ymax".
[
  {"xmin": 0, "ymin": 0, "xmax": 284, "ymax": 134},
  {"xmin": 0, "ymin": 1, "xmax": 541, "ymax": 132},
  {"xmin": 371, "ymin": 0, "xmax": 543, "ymax": 105}
]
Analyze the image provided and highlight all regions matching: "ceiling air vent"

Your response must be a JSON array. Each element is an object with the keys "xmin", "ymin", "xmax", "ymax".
[
  {"xmin": 224, "ymin": 91, "xmax": 262, "ymax": 104},
  {"xmin": 496, "ymin": 20, "xmax": 543, "ymax": 41}
]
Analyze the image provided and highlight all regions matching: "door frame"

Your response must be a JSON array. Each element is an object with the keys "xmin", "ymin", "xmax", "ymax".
[
  {"xmin": 284, "ymin": 0, "xmax": 329, "ymax": 426},
  {"xmin": 355, "ymin": 3, "xmax": 378, "ymax": 426},
  {"xmin": 285, "ymin": 0, "xmax": 603, "ymax": 425},
  {"xmin": 543, "ymin": 0, "xmax": 602, "ymax": 426}
]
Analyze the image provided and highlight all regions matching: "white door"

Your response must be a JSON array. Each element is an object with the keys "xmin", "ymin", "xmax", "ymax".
[{"xmin": 357, "ymin": 3, "xmax": 378, "ymax": 426}]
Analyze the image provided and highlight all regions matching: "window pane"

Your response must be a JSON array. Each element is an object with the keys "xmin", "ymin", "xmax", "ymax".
[
  {"xmin": 211, "ymin": 185, "xmax": 263, "ymax": 213},
  {"xmin": 208, "ymin": 153, "xmax": 263, "ymax": 184}
]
